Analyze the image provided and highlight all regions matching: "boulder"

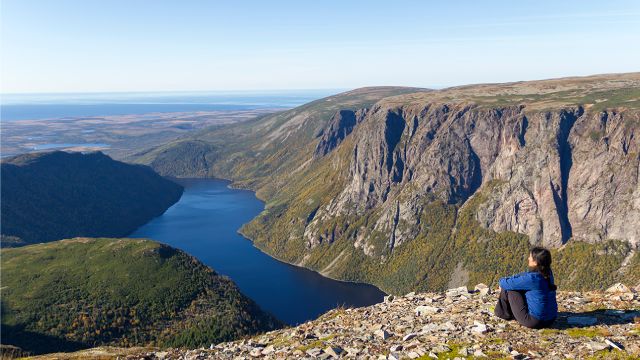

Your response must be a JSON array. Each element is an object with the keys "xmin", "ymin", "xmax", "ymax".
[{"xmin": 606, "ymin": 283, "xmax": 630, "ymax": 293}]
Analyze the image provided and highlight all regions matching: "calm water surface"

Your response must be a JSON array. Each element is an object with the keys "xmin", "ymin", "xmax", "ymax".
[{"xmin": 129, "ymin": 178, "xmax": 384, "ymax": 325}]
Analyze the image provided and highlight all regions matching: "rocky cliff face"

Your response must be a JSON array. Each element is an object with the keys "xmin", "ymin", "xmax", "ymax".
[
  {"xmin": 314, "ymin": 109, "xmax": 367, "ymax": 158},
  {"xmin": 305, "ymin": 102, "xmax": 638, "ymax": 251},
  {"xmin": 36, "ymin": 284, "xmax": 640, "ymax": 359}
]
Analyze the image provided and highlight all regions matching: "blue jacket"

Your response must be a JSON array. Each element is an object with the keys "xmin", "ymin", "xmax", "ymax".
[{"xmin": 499, "ymin": 271, "xmax": 558, "ymax": 321}]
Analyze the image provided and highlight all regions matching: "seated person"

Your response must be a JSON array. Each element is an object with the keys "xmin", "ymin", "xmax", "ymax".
[{"xmin": 494, "ymin": 247, "xmax": 558, "ymax": 328}]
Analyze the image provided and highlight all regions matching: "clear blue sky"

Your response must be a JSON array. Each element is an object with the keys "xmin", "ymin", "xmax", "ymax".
[{"xmin": 2, "ymin": 0, "xmax": 639, "ymax": 93}]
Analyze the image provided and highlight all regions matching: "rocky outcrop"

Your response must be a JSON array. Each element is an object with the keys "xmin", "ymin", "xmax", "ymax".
[
  {"xmin": 303, "ymin": 102, "xmax": 639, "ymax": 251},
  {"xmin": 314, "ymin": 110, "xmax": 367, "ymax": 158},
  {"xmin": 44, "ymin": 286, "xmax": 640, "ymax": 359}
]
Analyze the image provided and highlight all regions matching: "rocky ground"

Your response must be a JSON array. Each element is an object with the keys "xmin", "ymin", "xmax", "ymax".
[{"xmin": 32, "ymin": 284, "xmax": 640, "ymax": 360}]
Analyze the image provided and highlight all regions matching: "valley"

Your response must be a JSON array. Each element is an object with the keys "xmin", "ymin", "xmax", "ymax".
[{"xmin": 131, "ymin": 73, "xmax": 640, "ymax": 295}]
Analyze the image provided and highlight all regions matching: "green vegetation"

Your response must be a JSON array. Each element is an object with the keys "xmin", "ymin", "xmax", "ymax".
[
  {"xmin": 587, "ymin": 350, "xmax": 640, "ymax": 360},
  {"xmin": 0, "ymin": 238, "xmax": 280, "ymax": 355},
  {"xmin": 128, "ymin": 76, "xmax": 640, "ymax": 295},
  {"xmin": 566, "ymin": 328, "xmax": 611, "ymax": 339},
  {"xmin": 552, "ymin": 240, "xmax": 634, "ymax": 290},
  {"xmin": 1, "ymin": 151, "xmax": 183, "ymax": 247}
]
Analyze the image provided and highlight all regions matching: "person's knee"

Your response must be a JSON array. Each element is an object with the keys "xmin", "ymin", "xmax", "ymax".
[{"xmin": 506, "ymin": 290, "xmax": 523, "ymax": 298}]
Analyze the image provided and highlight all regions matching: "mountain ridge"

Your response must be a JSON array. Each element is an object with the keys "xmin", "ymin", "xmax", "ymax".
[{"xmin": 129, "ymin": 73, "xmax": 640, "ymax": 294}]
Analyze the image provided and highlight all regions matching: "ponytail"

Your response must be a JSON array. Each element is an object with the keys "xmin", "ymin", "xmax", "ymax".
[{"xmin": 530, "ymin": 247, "xmax": 557, "ymax": 291}]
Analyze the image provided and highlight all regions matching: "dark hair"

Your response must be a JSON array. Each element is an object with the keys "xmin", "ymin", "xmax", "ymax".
[{"xmin": 530, "ymin": 247, "xmax": 557, "ymax": 291}]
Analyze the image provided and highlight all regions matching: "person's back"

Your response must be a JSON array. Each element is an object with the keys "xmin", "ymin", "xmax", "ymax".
[
  {"xmin": 499, "ymin": 270, "xmax": 557, "ymax": 321},
  {"xmin": 494, "ymin": 247, "xmax": 558, "ymax": 328}
]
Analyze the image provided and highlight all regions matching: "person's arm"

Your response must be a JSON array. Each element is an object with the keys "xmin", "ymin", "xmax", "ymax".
[{"xmin": 499, "ymin": 272, "xmax": 536, "ymax": 291}]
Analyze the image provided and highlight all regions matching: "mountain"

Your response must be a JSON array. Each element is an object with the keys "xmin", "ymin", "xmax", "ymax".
[
  {"xmin": 130, "ymin": 74, "xmax": 640, "ymax": 294},
  {"xmin": 0, "ymin": 151, "xmax": 183, "ymax": 247},
  {"xmin": 0, "ymin": 238, "xmax": 281, "ymax": 355},
  {"xmin": 27, "ymin": 285, "xmax": 640, "ymax": 359}
]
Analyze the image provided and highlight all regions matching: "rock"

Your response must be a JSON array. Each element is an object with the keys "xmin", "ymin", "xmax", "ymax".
[
  {"xmin": 440, "ymin": 321, "xmax": 457, "ymax": 331},
  {"xmin": 585, "ymin": 341, "xmax": 610, "ymax": 351},
  {"xmin": 249, "ymin": 348, "xmax": 262, "ymax": 357},
  {"xmin": 422, "ymin": 323, "xmax": 439, "ymax": 333},
  {"xmin": 567, "ymin": 316, "xmax": 598, "ymax": 326},
  {"xmin": 606, "ymin": 283, "xmax": 631, "ymax": 293},
  {"xmin": 474, "ymin": 349, "xmax": 487, "ymax": 357},
  {"xmin": 388, "ymin": 352, "xmax": 402, "ymax": 360},
  {"xmin": 403, "ymin": 333, "xmax": 417, "ymax": 341},
  {"xmin": 471, "ymin": 321, "xmax": 488, "ymax": 334},
  {"xmin": 415, "ymin": 305, "xmax": 441, "ymax": 316},
  {"xmin": 304, "ymin": 332, "xmax": 318, "ymax": 339},
  {"xmin": 384, "ymin": 295, "xmax": 395, "ymax": 303},
  {"xmin": 314, "ymin": 109, "xmax": 362, "ymax": 157},
  {"xmin": 474, "ymin": 283, "xmax": 490, "ymax": 296},
  {"xmin": 390, "ymin": 345, "xmax": 403, "ymax": 352},
  {"xmin": 306, "ymin": 348, "xmax": 323, "ymax": 357},
  {"xmin": 604, "ymin": 339, "xmax": 624, "ymax": 351},
  {"xmin": 446, "ymin": 286, "xmax": 469, "ymax": 297},
  {"xmin": 432, "ymin": 344, "xmax": 451, "ymax": 353},
  {"xmin": 374, "ymin": 329, "xmax": 392, "ymax": 340},
  {"xmin": 458, "ymin": 347, "xmax": 469, "ymax": 356},
  {"xmin": 324, "ymin": 346, "xmax": 343, "ymax": 357},
  {"xmin": 261, "ymin": 345, "xmax": 275, "ymax": 355}
]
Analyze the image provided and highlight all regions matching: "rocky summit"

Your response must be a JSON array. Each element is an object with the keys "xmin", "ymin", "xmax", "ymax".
[{"xmin": 37, "ymin": 284, "xmax": 640, "ymax": 359}]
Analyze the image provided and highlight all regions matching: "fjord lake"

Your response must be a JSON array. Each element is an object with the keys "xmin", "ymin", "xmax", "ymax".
[{"xmin": 129, "ymin": 178, "xmax": 385, "ymax": 325}]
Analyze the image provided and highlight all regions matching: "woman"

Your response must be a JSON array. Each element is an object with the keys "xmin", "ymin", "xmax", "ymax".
[{"xmin": 494, "ymin": 247, "xmax": 558, "ymax": 328}]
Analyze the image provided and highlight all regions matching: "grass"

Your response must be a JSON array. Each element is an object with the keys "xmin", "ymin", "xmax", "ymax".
[
  {"xmin": 566, "ymin": 328, "xmax": 611, "ymax": 338},
  {"xmin": 416, "ymin": 343, "xmax": 473, "ymax": 360},
  {"xmin": 295, "ymin": 335, "xmax": 337, "ymax": 352},
  {"xmin": 587, "ymin": 350, "xmax": 640, "ymax": 360}
]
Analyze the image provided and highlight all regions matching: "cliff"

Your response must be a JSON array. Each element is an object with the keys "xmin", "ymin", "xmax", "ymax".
[{"xmin": 129, "ymin": 74, "xmax": 640, "ymax": 294}]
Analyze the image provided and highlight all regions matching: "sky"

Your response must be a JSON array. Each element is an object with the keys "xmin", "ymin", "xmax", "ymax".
[{"xmin": 1, "ymin": 0, "xmax": 639, "ymax": 93}]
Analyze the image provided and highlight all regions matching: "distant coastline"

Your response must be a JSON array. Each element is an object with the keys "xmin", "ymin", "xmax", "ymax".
[{"xmin": 0, "ymin": 90, "xmax": 338, "ymax": 121}]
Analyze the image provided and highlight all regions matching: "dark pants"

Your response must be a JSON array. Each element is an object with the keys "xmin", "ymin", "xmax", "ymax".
[{"xmin": 494, "ymin": 289, "xmax": 554, "ymax": 329}]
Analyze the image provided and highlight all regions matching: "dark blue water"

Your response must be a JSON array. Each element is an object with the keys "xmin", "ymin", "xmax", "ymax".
[{"xmin": 129, "ymin": 178, "xmax": 384, "ymax": 325}]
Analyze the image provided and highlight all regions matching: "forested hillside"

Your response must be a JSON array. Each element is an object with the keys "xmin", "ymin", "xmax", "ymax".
[
  {"xmin": 0, "ymin": 238, "xmax": 281, "ymax": 355},
  {"xmin": 1, "ymin": 151, "xmax": 183, "ymax": 247}
]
